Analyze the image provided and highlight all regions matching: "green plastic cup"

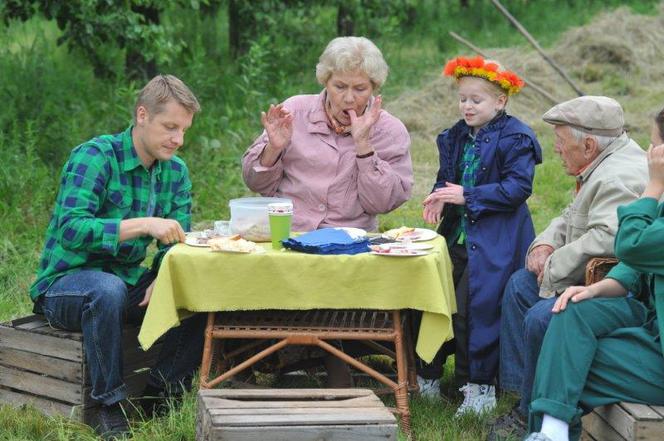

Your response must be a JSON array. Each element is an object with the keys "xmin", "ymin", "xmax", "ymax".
[{"xmin": 268, "ymin": 202, "xmax": 293, "ymax": 249}]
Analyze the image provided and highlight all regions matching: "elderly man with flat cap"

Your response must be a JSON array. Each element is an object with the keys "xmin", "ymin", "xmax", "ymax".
[{"xmin": 488, "ymin": 96, "xmax": 647, "ymax": 440}]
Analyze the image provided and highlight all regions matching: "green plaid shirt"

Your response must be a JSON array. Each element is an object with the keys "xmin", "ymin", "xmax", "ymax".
[
  {"xmin": 30, "ymin": 126, "xmax": 192, "ymax": 300},
  {"xmin": 454, "ymin": 135, "xmax": 480, "ymax": 244}
]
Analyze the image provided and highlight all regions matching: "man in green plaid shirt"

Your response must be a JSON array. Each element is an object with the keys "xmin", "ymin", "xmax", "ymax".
[{"xmin": 29, "ymin": 75, "xmax": 204, "ymax": 439}]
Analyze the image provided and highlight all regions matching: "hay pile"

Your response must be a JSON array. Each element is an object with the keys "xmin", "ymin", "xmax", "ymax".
[{"xmin": 388, "ymin": 5, "xmax": 664, "ymax": 143}]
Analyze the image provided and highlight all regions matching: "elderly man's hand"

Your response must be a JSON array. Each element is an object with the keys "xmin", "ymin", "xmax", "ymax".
[
  {"xmin": 261, "ymin": 103, "xmax": 293, "ymax": 156},
  {"xmin": 349, "ymin": 95, "xmax": 382, "ymax": 155},
  {"xmin": 526, "ymin": 244, "xmax": 554, "ymax": 277}
]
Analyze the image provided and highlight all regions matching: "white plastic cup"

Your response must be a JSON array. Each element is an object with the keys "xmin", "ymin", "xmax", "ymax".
[{"xmin": 214, "ymin": 220, "xmax": 232, "ymax": 237}]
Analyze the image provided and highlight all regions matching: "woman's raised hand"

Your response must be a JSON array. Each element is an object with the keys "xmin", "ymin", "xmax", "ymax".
[
  {"xmin": 348, "ymin": 95, "xmax": 382, "ymax": 154},
  {"xmin": 261, "ymin": 104, "xmax": 294, "ymax": 152}
]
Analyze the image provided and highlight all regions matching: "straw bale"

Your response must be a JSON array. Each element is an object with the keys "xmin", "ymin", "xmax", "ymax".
[
  {"xmin": 387, "ymin": 5, "xmax": 664, "ymax": 143},
  {"xmin": 385, "ymin": 5, "xmax": 664, "ymax": 205}
]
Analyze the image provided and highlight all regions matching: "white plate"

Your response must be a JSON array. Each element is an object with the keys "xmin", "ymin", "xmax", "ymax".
[
  {"xmin": 370, "ymin": 250, "xmax": 429, "ymax": 257},
  {"xmin": 382, "ymin": 228, "xmax": 438, "ymax": 242},
  {"xmin": 185, "ymin": 232, "xmax": 210, "ymax": 247},
  {"xmin": 184, "ymin": 238, "xmax": 209, "ymax": 247},
  {"xmin": 211, "ymin": 247, "xmax": 266, "ymax": 254},
  {"xmin": 379, "ymin": 242, "xmax": 434, "ymax": 251},
  {"xmin": 334, "ymin": 227, "xmax": 367, "ymax": 239}
]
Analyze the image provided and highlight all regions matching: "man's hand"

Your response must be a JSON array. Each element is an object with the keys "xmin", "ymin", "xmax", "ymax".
[
  {"xmin": 138, "ymin": 279, "xmax": 155, "ymax": 308},
  {"xmin": 527, "ymin": 245, "xmax": 554, "ymax": 276},
  {"xmin": 146, "ymin": 218, "xmax": 186, "ymax": 245},
  {"xmin": 348, "ymin": 95, "xmax": 382, "ymax": 156}
]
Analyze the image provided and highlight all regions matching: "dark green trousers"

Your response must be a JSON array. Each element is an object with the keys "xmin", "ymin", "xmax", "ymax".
[{"xmin": 528, "ymin": 297, "xmax": 664, "ymax": 441}]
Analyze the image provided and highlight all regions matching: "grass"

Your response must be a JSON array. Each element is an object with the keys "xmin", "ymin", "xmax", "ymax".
[{"xmin": 1, "ymin": 1, "xmax": 662, "ymax": 439}]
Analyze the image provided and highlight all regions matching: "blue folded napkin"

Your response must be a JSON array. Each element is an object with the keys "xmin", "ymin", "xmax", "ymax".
[{"xmin": 282, "ymin": 228, "xmax": 370, "ymax": 255}]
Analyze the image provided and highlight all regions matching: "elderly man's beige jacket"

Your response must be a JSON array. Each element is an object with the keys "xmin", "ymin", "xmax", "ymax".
[{"xmin": 530, "ymin": 133, "xmax": 647, "ymax": 298}]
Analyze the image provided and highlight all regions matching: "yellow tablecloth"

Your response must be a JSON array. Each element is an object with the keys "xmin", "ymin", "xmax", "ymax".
[{"xmin": 138, "ymin": 236, "xmax": 456, "ymax": 363}]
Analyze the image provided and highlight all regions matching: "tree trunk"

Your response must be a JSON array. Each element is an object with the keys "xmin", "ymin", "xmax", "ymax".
[
  {"xmin": 337, "ymin": 4, "xmax": 354, "ymax": 36},
  {"xmin": 229, "ymin": 0, "xmax": 241, "ymax": 58},
  {"xmin": 125, "ymin": 4, "xmax": 160, "ymax": 80}
]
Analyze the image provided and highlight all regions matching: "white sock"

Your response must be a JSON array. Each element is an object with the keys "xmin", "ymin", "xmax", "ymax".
[{"xmin": 540, "ymin": 413, "xmax": 569, "ymax": 441}]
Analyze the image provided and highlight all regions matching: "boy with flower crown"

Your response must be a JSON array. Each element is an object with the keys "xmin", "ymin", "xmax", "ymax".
[{"xmin": 416, "ymin": 56, "xmax": 542, "ymax": 416}]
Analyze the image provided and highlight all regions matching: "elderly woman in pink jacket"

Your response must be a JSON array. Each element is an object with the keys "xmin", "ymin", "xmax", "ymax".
[{"xmin": 242, "ymin": 36, "xmax": 413, "ymax": 232}]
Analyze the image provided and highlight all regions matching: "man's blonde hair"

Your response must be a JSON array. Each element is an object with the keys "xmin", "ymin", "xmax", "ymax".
[
  {"xmin": 134, "ymin": 74, "xmax": 201, "ymax": 123},
  {"xmin": 315, "ymin": 37, "xmax": 389, "ymax": 89}
]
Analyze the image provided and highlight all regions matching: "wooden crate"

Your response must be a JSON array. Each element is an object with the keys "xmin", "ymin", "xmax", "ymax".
[
  {"xmin": 582, "ymin": 402, "xmax": 664, "ymax": 441},
  {"xmin": 196, "ymin": 388, "xmax": 398, "ymax": 441},
  {"xmin": 0, "ymin": 314, "xmax": 162, "ymax": 423}
]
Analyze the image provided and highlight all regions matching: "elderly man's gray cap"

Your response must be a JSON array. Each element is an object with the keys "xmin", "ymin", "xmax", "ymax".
[{"xmin": 542, "ymin": 96, "xmax": 624, "ymax": 137}]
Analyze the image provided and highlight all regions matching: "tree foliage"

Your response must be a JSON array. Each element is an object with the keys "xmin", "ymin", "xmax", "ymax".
[
  {"xmin": 1, "ymin": 0, "xmax": 223, "ymax": 79},
  {"xmin": 228, "ymin": 0, "xmax": 417, "ymax": 56},
  {"xmin": 1, "ymin": 0, "xmax": 418, "ymax": 79}
]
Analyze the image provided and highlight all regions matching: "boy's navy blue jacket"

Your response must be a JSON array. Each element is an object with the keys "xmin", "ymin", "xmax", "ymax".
[{"xmin": 434, "ymin": 112, "xmax": 542, "ymax": 383}]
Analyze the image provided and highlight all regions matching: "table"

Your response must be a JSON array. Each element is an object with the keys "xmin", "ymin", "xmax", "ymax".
[
  {"xmin": 138, "ymin": 235, "xmax": 455, "ymax": 436},
  {"xmin": 138, "ymin": 236, "xmax": 456, "ymax": 363}
]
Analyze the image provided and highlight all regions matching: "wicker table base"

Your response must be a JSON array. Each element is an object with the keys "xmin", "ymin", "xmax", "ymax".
[{"xmin": 199, "ymin": 309, "xmax": 417, "ymax": 437}]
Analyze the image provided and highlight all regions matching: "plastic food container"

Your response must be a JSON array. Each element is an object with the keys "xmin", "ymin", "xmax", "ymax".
[{"xmin": 229, "ymin": 197, "xmax": 292, "ymax": 242}]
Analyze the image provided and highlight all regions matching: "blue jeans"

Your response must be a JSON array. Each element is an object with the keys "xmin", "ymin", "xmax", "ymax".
[
  {"xmin": 499, "ymin": 268, "xmax": 555, "ymax": 416},
  {"xmin": 40, "ymin": 269, "xmax": 206, "ymax": 406}
]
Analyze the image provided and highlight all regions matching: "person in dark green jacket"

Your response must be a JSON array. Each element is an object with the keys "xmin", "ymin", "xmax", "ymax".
[{"xmin": 524, "ymin": 107, "xmax": 664, "ymax": 441}]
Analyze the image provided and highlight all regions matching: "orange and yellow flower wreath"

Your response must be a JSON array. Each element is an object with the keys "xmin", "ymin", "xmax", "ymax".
[{"xmin": 443, "ymin": 56, "xmax": 525, "ymax": 96}]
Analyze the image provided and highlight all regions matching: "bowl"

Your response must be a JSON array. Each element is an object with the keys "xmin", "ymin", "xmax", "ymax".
[{"xmin": 229, "ymin": 197, "xmax": 292, "ymax": 242}]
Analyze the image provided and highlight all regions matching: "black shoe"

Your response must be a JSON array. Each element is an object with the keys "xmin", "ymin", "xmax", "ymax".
[
  {"xmin": 92, "ymin": 403, "xmax": 130, "ymax": 440},
  {"xmin": 487, "ymin": 407, "xmax": 527, "ymax": 441},
  {"xmin": 137, "ymin": 383, "xmax": 184, "ymax": 418}
]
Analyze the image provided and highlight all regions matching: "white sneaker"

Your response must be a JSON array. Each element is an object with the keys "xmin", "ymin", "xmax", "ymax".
[
  {"xmin": 454, "ymin": 383, "xmax": 496, "ymax": 417},
  {"xmin": 416, "ymin": 375, "xmax": 440, "ymax": 399}
]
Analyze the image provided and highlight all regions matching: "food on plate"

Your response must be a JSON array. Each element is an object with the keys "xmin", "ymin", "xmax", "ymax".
[
  {"xmin": 369, "ymin": 244, "xmax": 421, "ymax": 255},
  {"xmin": 208, "ymin": 235, "xmax": 263, "ymax": 253},
  {"xmin": 231, "ymin": 219, "xmax": 271, "ymax": 242},
  {"xmin": 187, "ymin": 229, "xmax": 222, "ymax": 245},
  {"xmin": 383, "ymin": 226, "xmax": 418, "ymax": 240}
]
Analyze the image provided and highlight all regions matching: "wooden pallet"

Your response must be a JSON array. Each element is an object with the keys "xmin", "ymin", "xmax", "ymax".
[
  {"xmin": 196, "ymin": 388, "xmax": 398, "ymax": 441},
  {"xmin": 0, "ymin": 314, "xmax": 162, "ymax": 423},
  {"xmin": 582, "ymin": 402, "xmax": 664, "ymax": 441}
]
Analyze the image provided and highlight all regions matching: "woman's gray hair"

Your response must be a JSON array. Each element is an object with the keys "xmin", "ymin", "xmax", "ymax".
[
  {"xmin": 315, "ymin": 37, "xmax": 389, "ymax": 89},
  {"xmin": 568, "ymin": 126, "xmax": 616, "ymax": 151}
]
